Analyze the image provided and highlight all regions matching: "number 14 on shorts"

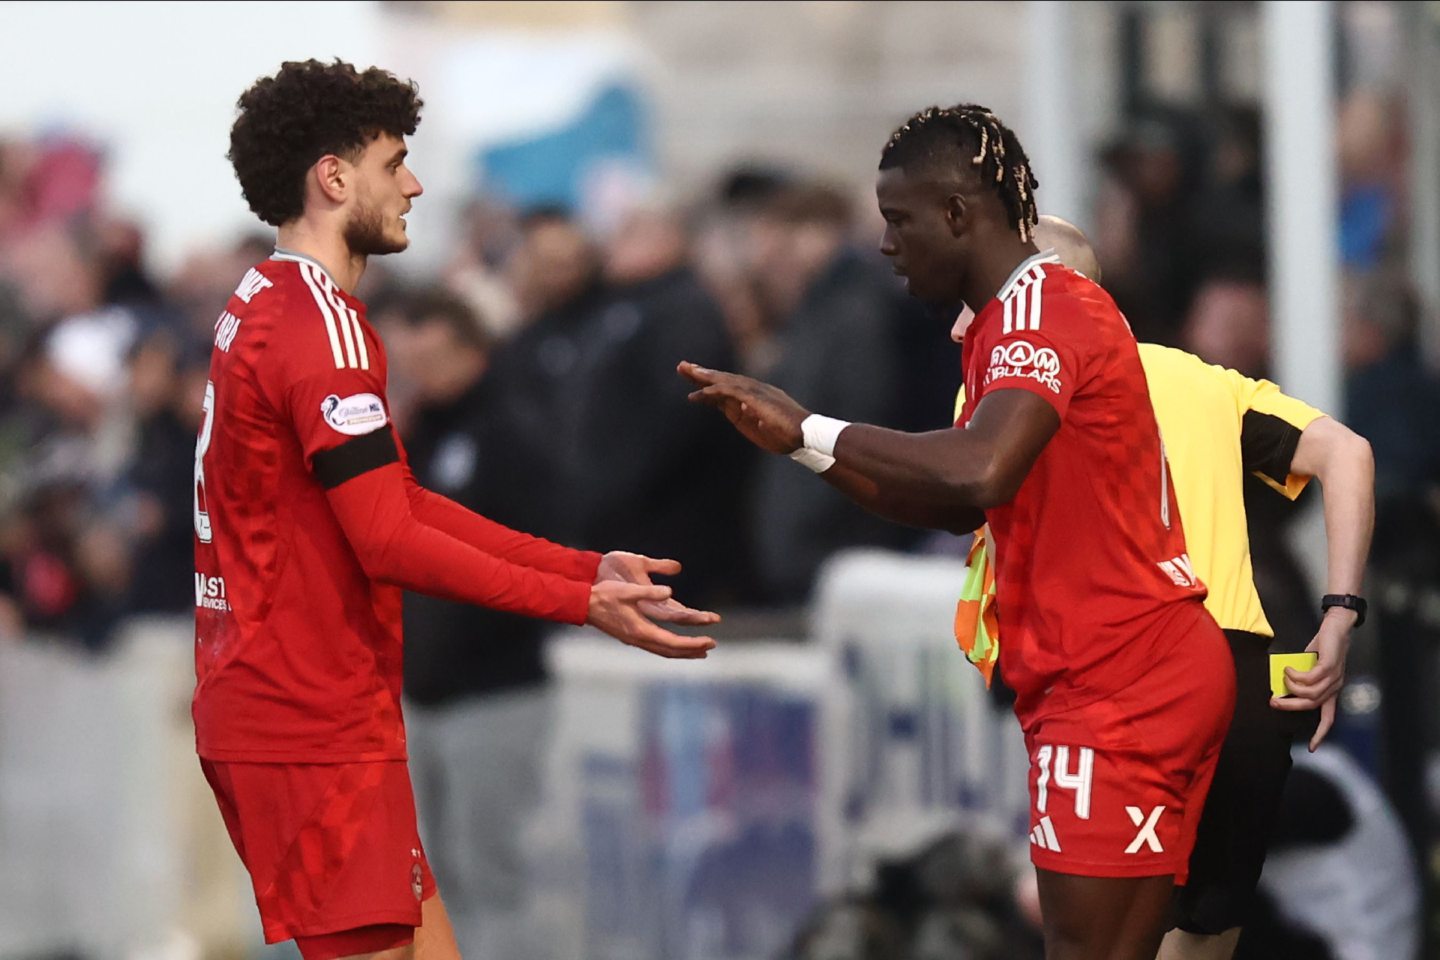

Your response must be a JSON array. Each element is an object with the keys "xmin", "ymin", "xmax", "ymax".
[{"xmin": 1031, "ymin": 744, "xmax": 1168, "ymax": 857}]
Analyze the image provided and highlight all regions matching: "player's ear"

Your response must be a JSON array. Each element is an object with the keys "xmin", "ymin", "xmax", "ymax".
[
  {"xmin": 313, "ymin": 154, "xmax": 348, "ymax": 206},
  {"xmin": 944, "ymin": 192, "xmax": 969, "ymax": 238}
]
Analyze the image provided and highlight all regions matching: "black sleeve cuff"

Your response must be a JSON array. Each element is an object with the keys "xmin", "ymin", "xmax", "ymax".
[
  {"xmin": 1241, "ymin": 410, "xmax": 1304, "ymax": 485},
  {"xmin": 313, "ymin": 428, "xmax": 399, "ymax": 489}
]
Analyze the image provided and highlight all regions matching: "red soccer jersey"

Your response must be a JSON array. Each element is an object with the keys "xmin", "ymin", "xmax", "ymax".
[
  {"xmin": 957, "ymin": 251, "xmax": 1210, "ymax": 727},
  {"xmin": 193, "ymin": 252, "xmax": 596, "ymax": 762}
]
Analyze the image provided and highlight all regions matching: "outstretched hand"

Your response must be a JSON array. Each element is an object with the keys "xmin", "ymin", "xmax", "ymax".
[
  {"xmin": 678, "ymin": 361, "xmax": 809, "ymax": 455},
  {"xmin": 587, "ymin": 579, "xmax": 717, "ymax": 659},
  {"xmin": 595, "ymin": 551, "xmax": 721, "ymax": 626},
  {"xmin": 1271, "ymin": 610, "xmax": 1353, "ymax": 751}
]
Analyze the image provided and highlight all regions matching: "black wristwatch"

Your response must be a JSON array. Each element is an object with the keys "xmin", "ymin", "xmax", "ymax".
[{"xmin": 1321, "ymin": 594, "xmax": 1367, "ymax": 627}]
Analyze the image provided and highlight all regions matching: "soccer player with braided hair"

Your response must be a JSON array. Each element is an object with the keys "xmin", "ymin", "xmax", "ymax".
[
  {"xmin": 196, "ymin": 59, "xmax": 718, "ymax": 960},
  {"xmin": 682, "ymin": 104, "xmax": 1234, "ymax": 959}
]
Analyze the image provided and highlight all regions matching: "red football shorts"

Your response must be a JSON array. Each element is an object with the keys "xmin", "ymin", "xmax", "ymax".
[
  {"xmin": 1022, "ymin": 611, "xmax": 1235, "ymax": 881},
  {"xmin": 200, "ymin": 759, "xmax": 438, "ymax": 944}
]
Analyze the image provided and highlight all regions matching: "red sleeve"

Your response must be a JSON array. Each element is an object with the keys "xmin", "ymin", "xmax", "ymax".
[
  {"xmin": 392, "ymin": 432, "xmax": 602, "ymax": 582},
  {"xmin": 260, "ymin": 286, "xmax": 592, "ymax": 623},
  {"xmin": 326, "ymin": 461, "xmax": 592, "ymax": 624},
  {"xmin": 976, "ymin": 283, "xmax": 1089, "ymax": 419},
  {"xmin": 977, "ymin": 328, "xmax": 1080, "ymax": 419},
  {"xmin": 267, "ymin": 291, "xmax": 395, "ymax": 474},
  {"xmin": 408, "ymin": 486, "xmax": 602, "ymax": 582}
]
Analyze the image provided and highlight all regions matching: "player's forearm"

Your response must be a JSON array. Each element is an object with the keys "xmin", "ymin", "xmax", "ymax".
[
  {"xmin": 330, "ymin": 467, "xmax": 592, "ymax": 623},
  {"xmin": 376, "ymin": 518, "xmax": 590, "ymax": 623},
  {"xmin": 408, "ymin": 487, "xmax": 601, "ymax": 582},
  {"xmin": 821, "ymin": 459, "xmax": 987, "ymax": 534},
  {"xmin": 831, "ymin": 424, "xmax": 1012, "ymax": 512}
]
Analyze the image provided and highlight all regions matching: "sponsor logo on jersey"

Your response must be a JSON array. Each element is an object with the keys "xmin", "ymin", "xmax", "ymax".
[
  {"xmin": 1157, "ymin": 553, "xmax": 1198, "ymax": 588},
  {"xmin": 984, "ymin": 339, "xmax": 1063, "ymax": 394},
  {"xmin": 321, "ymin": 393, "xmax": 387, "ymax": 436},
  {"xmin": 194, "ymin": 573, "xmax": 230, "ymax": 612}
]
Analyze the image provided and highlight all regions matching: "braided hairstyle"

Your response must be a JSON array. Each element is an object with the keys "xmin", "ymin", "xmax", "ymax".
[{"xmin": 879, "ymin": 104, "xmax": 1040, "ymax": 243}]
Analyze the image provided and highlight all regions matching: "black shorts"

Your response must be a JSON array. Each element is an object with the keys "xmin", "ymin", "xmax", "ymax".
[{"xmin": 1171, "ymin": 630, "xmax": 1315, "ymax": 935}]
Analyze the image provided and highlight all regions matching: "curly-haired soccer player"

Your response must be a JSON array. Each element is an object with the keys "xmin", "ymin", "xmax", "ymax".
[{"xmin": 195, "ymin": 59, "xmax": 717, "ymax": 960}]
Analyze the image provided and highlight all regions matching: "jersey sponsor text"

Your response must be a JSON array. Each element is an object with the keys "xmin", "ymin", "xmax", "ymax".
[
  {"xmin": 195, "ymin": 573, "xmax": 230, "ymax": 612},
  {"xmin": 985, "ymin": 339, "xmax": 1063, "ymax": 393}
]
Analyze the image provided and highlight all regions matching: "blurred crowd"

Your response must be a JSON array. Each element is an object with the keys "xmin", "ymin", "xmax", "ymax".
[
  {"xmin": 1093, "ymin": 94, "xmax": 1440, "ymax": 518},
  {"xmin": 1, "ymin": 90, "xmax": 1438, "ymax": 659},
  {"xmin": 0, "ymin": 137, "xmax": 970, "ymax": 656},
  {"xmin": 1, "ymin": 80, "xmax": 1437, "ymax": 960}
]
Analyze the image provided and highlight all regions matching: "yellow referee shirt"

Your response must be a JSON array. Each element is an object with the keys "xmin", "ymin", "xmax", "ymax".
[{"xmin": 955, "ymin": 343, "xmax": 1324, "ymax": 637}]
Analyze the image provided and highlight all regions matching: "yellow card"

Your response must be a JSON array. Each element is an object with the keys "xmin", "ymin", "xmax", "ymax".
[{"xmin": 1269, "ymin": 652, "xmax": 1319, "ymax": 698}]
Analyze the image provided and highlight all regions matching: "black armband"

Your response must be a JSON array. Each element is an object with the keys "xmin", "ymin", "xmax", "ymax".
[{"xmin": 312, "ymin": 428, "xmax": 399, "ymax": 489}]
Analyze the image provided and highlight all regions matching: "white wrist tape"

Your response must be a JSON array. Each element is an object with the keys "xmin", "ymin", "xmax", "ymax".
[
  {"xmin": 788, "ymin": 414, "xmax": 851, "ymax": 473},
  {"xmin": 789, "ymin": 446, "xmax": 836, "ymax": 473},
  {"xmin": 802, "ymin": 414, "xmax": 850, "ymax": 457}
]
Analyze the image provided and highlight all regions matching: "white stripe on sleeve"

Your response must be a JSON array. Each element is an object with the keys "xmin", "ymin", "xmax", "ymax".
[{"xmin": 298, "ymin": 264, "xmax": 346, "ymax": 368}]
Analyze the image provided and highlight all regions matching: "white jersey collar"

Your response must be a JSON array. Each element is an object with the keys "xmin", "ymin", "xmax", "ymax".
[
  {"xmin": 995, "ymin": 248, "xmax": 1062, "ymax": 302},
  {"xmin": 271, "ymin": 247, "xmax": 339, "ymax": 289}
]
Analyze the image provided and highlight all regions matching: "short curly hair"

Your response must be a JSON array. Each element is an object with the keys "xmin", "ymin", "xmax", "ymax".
[{"xmin": 228, "ymin": 59, "xmax": 423, "ymax": 227}]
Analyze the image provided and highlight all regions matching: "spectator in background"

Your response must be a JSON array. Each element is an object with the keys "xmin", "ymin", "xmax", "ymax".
[
  {"xmin": 486, "ymin": 207, "xmax": 607, "ymax": 548},
  {"xmin": 1181, "ymin": 267, "xmax": 1271, "ymax": 380},
  {"xmin": 1337, "ymin": 93, "xmax": 1405, "ymax": 271},
  {"xmin": 448, "ymin": 201, "xmax": 753, "ymax": 606},
  {"xmin": 1341, "ymin": 268, "xmax": 1440, "ymax": 502},
  {"xmin": 120, "ymin": 328, "xmax": 207, "ymax": 617},
  {"xmin": 692, "ymin": 204, "xmax": 774, "ymax": 376},
  {"xmin": 28, "ymin": 225, "xmax": 143, "ymax": 467},
  {"xmin": 1190, "ymin": 105, "xmax": 1267, "ymax": 278},
  {"xmin": 1341, "ymin": 268, "xmax": 1440, "ymax": 858},
  {"xmin": 382, "ymin": 289, "xmax": 555, "ymax": 960},
  {"xmin": 442, "ymin": 195, "xmax": 522, "ymax": 340},
  {"xmin": 1094, "ymin": 105, "xmax": 1208, "ymax": 346},
  {"xmin": 97, "ymin": 215, "xmax": 166, "ymax": 309},
  {"xmin": 742, "ymin": 180, "xmax": 915, "ymax": 603},
  {"xmin": 691, "ymin": 164, "xmax": 794, "ymax": 374},
  {"xmin": 565, "ymin": 203, "xmax": 752, "ymax": 605},
  {"xmin": 0, "ymin": 136, "xmax": 103, "ymax": 259},
  {"xmin": 507, "ymin": 205, "xmax": 605, "ymax": 331},
  {"xmin": 0, "ymin": 219, "xmax": 151, "ymax": 650}
]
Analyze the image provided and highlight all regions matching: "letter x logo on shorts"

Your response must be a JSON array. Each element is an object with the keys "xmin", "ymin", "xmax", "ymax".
[{"xmin": 1124, "ymin": 805, "xmax": 1166, "ymax": 853}]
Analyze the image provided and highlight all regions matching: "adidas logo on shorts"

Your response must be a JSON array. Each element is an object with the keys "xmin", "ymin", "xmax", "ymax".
[{"xmin": 1030, "ymin": 815, "xmax": 1062, "ymax": 852}]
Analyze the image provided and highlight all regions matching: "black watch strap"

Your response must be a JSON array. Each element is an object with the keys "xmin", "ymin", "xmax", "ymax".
[{"xmin": 1321, "ymin": 593, "xmax": 1368, "ymax": 627}]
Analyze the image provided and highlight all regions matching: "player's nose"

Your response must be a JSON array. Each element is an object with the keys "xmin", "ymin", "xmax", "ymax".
[{"xmin": 879, "ymin": 225, "xmax": 899, "ymax": 257}]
